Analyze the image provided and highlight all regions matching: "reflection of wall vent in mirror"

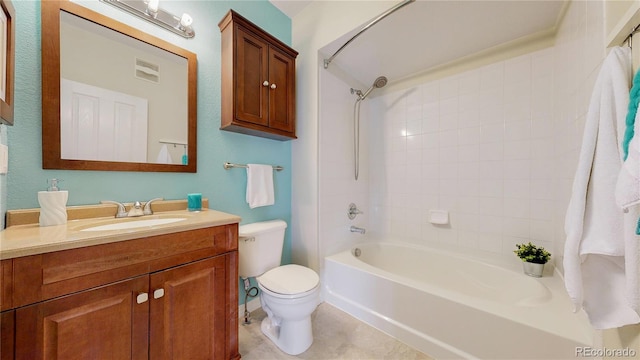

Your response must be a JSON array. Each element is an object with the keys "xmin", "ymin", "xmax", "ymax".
[{"xmin": 135, "ymin": 58, "xmax": 160, "ymax": 83}]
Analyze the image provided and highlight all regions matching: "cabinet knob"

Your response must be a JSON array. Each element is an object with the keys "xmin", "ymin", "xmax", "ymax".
[
  {"xmin": 262, "ymin": 81, "xmax": 269, "ymax": 87},
  {"xmin": 153, "ymin": 288, "xmax": 165, "ymax": 299},
  {"xmin": 270, "ymin": 83, "xmax": 277, "ymax": 89},
  {"xmin": 136, "ymin": 293, "xmax": 149, "ymax": 304}
]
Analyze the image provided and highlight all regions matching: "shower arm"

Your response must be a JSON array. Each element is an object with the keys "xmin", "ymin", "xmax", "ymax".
[{"xmin": 323, "ymin": 0, "xmax": 415, "ymax": 69}]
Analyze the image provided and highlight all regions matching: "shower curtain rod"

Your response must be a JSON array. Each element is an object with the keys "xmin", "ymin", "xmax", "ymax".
[{"xmin": 323, "ymin": 0, "xmax": 415, "ymax": 69}]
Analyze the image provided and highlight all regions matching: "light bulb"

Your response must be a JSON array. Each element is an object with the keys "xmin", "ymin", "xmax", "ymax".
[
  {"xmin": 180, "ymin": 13, "xmax": 193, "ymax": 28},
  {"xmin": 147, "ymin": 0, "xmax": 159, "ymax": 13}
]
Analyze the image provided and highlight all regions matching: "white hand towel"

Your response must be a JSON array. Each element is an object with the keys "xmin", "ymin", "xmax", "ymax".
[
  {"xmin": 246, "ymin": 164, "xmax": 275, "ymax": 209},
  {"xmin": 563, "ymin": 46, "xmax": 640, "ymax": 329},
  {"xmin": 155, "ymin": 144, "xmax": 173, "ymax": 164}
]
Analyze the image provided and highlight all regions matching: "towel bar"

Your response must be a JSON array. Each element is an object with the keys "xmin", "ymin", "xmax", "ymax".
[{"xmin": 223, "ymin": 162, "xmax": 283, "ymax": 171}]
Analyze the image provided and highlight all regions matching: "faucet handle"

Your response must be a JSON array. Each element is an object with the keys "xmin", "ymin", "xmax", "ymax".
[
  {"xmin": 102, "ymin": 200, "xmax": 127, "ymax": 218},
  {"xmin": 348, "ymin": 203, "xmax": 364, "ymax": 220},
  {"xmin": 143, "ymin": 198, "xmax": 164, "ymax": 215}
]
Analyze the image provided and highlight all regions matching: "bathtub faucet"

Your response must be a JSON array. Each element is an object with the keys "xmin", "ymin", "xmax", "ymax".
[{"xmin": 350, "ymin": 226, "xmax": 366, "ymax": 234}]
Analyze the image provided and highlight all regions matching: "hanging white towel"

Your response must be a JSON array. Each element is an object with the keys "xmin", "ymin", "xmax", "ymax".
[
  {"xmin": 155, "ymin": 144, "xmax": 173, "ymax": 164},
  {"xmin": 623, "ymin": 205, "xmax": 640, "ymax": 315},
  {"xmin": 616, "ymin": 75, "xmax": 640, "ymax": 315},
  {"xmin": 564, "ymin": 46, "xmax": 640, "ymax": 329},
  {"xmin": 246, "ymin": 164, "xmax": 275, "ymax": 209}
]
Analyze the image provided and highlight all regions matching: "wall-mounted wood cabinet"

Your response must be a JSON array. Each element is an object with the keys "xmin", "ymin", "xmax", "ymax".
[
  {"xmin": 219, "ymin": 10, "xmax": 298, "ymax": 141},
  {"xmin": 0, "ymin": 224, "xmax": 239, "ymax": 360}
]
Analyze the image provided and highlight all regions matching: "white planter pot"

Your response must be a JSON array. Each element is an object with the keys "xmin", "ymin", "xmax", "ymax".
[{"xmin": 522, "ymin": 262, "xmax": 545, "ymax": 277}]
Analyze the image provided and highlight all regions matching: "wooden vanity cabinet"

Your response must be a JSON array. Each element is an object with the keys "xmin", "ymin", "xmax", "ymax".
[
  {"xmin": 219, "ymin": 10, "xmax": 298, "ymax": 141},
  {"xmin": 1, "ymin": 311, "xmax": 14, "ymax": 360},
  {"xmin": 149, "ymin": 255, "xmax": 230, "ymax": 359},
  {"xmin": 1, "ymin": 260, "xmax": 13, "ymax": 360},
  {"xmin": 4, "ymin": 223, "xmax": 240, "ymax": 360},
  {"xmin": 15, "ymin": 276, "xmax": 149, "ymax": 359}
]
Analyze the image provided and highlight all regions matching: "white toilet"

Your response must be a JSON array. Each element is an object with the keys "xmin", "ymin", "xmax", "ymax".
[{"xmin": 238, "ymin": 220, "xmax": 320, "ymax": 355}]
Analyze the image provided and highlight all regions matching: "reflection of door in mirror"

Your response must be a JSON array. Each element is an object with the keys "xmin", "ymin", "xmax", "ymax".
[
  {"xmin": 61, "ymin": 79, "xmax": 148, "ymax": 162},
  {"xmin": 59, "ymin": 11, "xmax": 187, "ymax": 164}
]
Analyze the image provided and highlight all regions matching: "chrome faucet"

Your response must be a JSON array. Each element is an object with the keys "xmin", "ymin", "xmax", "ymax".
[
  {"xmin": 143, "ymin": 198, "xmax": 163, "ymax": 215},
  {"xmin": 350, "ymin": 226, "xmax": 366, "ymax": 234},
  {"xmin": 102, "ymin": 200, "xmax": 128, "ymax": 218},
  {"xmin": 102, "ymin": 198, "xmax": 164, "ymax": 218},
  {"xmin": 128, "ymin": 201, "xmax": 144, "ymax": 217}
]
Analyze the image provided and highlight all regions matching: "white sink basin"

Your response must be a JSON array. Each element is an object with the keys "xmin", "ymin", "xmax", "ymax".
[{"xmin": 80, "ymin": 217, "xmax": 187, "ymax": 232}]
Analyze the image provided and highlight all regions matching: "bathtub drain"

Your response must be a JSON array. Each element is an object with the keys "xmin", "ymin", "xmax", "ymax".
[{"xmin": 353, "ymin": 248, "xmax": 361, "ymax": 257}]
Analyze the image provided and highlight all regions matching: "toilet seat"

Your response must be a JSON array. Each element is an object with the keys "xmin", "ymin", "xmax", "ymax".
[{"xmin": 257, "ymin": 264, "xmax": 319, "ymax": 298}]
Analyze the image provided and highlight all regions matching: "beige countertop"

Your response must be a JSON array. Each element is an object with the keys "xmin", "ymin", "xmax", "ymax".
[{"xmin": 0, "ymin": 208, "xmax": 241, "ymax": 260}]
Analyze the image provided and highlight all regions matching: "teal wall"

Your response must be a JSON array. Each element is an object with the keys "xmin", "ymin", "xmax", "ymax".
[{"xmin": 8, "ymin": 0, "xmax": 293, "ymax": 302}]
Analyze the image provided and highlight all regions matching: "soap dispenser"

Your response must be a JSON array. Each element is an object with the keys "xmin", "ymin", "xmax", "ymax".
[{"xmin": 38, "ymin": 179, "xmax": 68, "ymax": 227}]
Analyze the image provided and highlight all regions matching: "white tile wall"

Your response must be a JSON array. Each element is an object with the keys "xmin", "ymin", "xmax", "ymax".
[
  {"xmin": 318, "ymin": 70, "xmax": 371, "ymax": 260},
  {"xmin": 369, "ymin": 47, "xmax": 557, "ymax": 258},
  {"xmin": 318, "ymin": 0, "xmax": 608, "ymax": 269}
]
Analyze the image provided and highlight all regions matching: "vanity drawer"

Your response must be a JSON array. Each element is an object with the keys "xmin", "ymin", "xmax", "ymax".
[{"xmin": 11, "ymin": 223, "xmax": 238, "ymax": 308}]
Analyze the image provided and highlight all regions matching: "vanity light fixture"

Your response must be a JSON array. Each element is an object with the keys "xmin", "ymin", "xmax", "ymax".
[
  {"xmin": 100, "ymin": 0, "xmax": 195, "ymax": 38},
  {"xmin": 147, "ymin": 0, "xmax": 158, "ymax": 14}
]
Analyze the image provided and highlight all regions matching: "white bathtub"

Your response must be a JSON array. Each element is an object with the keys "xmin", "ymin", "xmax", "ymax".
[{"xmin": 324, "ymin": 242, "xmax": 593, "ymax": 359}]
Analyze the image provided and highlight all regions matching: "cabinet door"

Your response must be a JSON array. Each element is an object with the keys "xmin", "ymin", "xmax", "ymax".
[
  {"xmin": 1, "ymin": 310, "xmax": 14, "ymax": 360},
  {"xmin": 235, "ymin": 26, "xmax": 269, "ymax": 127},
  {"xmin": 1, "ymin": 260, "xmax": 12, "ymax": 311},
  {"xmin": 268, "ymin": 45, "xmax": 295, "ymax": 134},
  {"xmin": 15, "ymin": 276, "xmax": 149, "ymax": 360},
  {"xmin": 149, "ymin": 256, "xmax": 227, "ymax": 360}
]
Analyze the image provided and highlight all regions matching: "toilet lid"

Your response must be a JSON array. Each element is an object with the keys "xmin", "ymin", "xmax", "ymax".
[{"xmin": 257, "ymin": 264, "xmax": 319, "ymax": 295}]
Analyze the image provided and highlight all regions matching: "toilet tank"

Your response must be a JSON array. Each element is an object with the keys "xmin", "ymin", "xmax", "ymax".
[{"xmin": 238, "ymin": 220, "xmax": 287, "ymax": 278}]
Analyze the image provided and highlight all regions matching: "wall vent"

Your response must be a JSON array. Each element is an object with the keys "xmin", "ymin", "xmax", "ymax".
[{"xmin": 135, "ymin": 58, "xmax": 160, "ymax": 83}]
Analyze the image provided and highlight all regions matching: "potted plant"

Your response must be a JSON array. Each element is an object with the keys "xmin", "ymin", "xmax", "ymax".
[{"xmin": 514, "ymin": 242, "xmax": 551, "ymax": 277}]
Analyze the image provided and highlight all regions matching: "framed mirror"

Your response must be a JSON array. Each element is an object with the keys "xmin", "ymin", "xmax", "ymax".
[
  {"xmin": 0, "ymin": 0, "xmax": 14, "ymax": 125},
  {"xmin": 42, "ymin": 0, "xmax": 197, "ymax": 172}
]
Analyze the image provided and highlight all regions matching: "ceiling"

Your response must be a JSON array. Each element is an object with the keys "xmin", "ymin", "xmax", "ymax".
[{"xmin": 270, "ymin": 0, "xmax": 567, "ymax": 87}]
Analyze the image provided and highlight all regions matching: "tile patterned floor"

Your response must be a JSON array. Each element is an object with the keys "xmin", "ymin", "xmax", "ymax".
[{"xmin": 238, "ymin": 303, "xmax": 433, "ymax": 360}]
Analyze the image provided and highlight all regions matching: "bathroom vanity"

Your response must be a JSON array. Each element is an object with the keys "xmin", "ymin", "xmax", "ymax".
[{"xmin": 0, "ymin": 203, "xmax": 241, "ymax": 359}]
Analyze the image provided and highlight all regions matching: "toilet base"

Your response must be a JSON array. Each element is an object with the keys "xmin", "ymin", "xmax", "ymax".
[{"xmin": 261, "ymin": 315, "xmax": 313, "ymax": 355}]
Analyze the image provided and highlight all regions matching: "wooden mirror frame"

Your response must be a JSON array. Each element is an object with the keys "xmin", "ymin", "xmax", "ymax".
[
  {"xmin": 42, "ymin": 0, "xmax": 197, "ymax": 172},
  {"xmin": 0, "ymin": 0, "xmax": 14, "ymax": 125}
]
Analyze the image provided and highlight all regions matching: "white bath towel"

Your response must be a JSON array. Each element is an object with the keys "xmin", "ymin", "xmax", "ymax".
[
  {"xmin": 155, "ymin": 144, "xmax": 173, "ymax": 164},
  {"xmin": 246, "ymin": 164, "xmax": 275, "ymax": 209},
  {"xmin": 623, "ymin": 205, "xmax": 640, "ymax": 314},
  {"xmin": 616, "ymin": 75, "xmax": 640, "ymax": 314},
  {"xmin": 563, "ymin": 46, "xmax": 640, "ymax": 329}
]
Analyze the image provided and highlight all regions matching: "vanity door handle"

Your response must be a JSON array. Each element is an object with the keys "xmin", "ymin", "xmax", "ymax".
[
  {"xmin": 262, "ymin": 80, "xmax": 269, "ymax": 87},
  {"xmin": 136, "ymin": 293, "xmax": 149, "ymax": 304},
  {"xmin": 270, "ymin": 83, "xmax": 277, "ymax": 89},
  {"xmin": 153, "ymin": 288, "xmax": 165, "ymax": 299}
]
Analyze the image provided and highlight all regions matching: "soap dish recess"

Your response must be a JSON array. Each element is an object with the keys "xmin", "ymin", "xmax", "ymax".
[{"xmin": 429, "ymin": 210, "xmax": 449, "ymax": 225}]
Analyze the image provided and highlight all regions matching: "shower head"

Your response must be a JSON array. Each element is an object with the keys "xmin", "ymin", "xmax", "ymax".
[
  {"xmin": 360, "ymin": 76, "xmax": 388, "ymax": 99},
  {"xmin": 373, "ymin": 76, "xmax": 388, "ymax": 88}
]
